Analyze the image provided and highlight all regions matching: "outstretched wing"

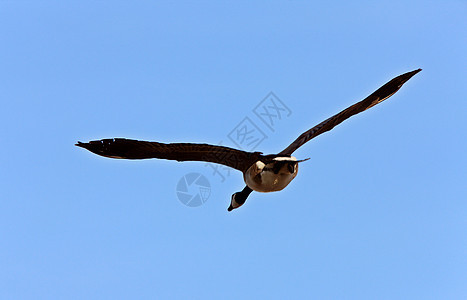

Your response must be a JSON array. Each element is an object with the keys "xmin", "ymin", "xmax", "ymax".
[
  {"xmin": 76, "ymin": 138, "xmax": 263, "ymax": 173},
  {"xmin": 279, "ymin": 69, "xmax": 421, "ymax": 155}
]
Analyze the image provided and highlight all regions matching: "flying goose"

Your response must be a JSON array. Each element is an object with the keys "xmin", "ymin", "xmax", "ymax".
[{"xmin": 76, "ymin": 69, "xmax": 421, "ymax": 211}]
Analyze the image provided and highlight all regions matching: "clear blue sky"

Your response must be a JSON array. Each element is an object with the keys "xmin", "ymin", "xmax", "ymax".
[{"xmin": 1, "ymin": 1, "xmax": 466, "ymax": 299}]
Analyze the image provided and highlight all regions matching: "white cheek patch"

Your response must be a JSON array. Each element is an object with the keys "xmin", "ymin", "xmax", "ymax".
[
  {"xmin": 273, "ymin": 156, "xmax": 297, "ymax": 162},
  {"xmin": 231, "ymin": 197, "xmax": 241, "ymax": 209},
  {"xmin": 256, "ymin": 161, "xmax": 266, "ymax": 170}
]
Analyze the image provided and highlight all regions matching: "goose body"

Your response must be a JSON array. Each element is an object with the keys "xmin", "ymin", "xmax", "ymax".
[{"xmin": 244, "ymin": 157, "xmax": 299, "ymax": 193}]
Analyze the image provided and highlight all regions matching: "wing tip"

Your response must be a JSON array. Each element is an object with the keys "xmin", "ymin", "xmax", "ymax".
[
  {"xmin": 75, "ymin": 141, "xmax": 94, "ymax": 152},
  {"xmin": 395, "ymin": 68, "xmax": 422, "ymax": 86},
  {"xmin": 407, "ymin": 68, "xmax": 422, "ymax": 76}
]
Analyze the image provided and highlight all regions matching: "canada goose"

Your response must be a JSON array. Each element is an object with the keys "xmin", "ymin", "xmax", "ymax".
[{"xmin": 76, "ymin": 69, "xmax": 421, "ymax": 211}]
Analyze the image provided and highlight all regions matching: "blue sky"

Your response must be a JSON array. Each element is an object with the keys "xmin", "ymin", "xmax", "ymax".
[{"xmin": 1, "ymin": 1, "xmax": 466, "ymax": 299}]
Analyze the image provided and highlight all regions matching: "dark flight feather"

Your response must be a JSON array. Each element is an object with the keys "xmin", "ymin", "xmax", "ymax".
[
  {"xmin": 278, "ymin": 69, "xmax": 421, "ymax": 155},
  {"xmin": 76, "ymin": 139, "xmax": 265, "ymax": 172}
]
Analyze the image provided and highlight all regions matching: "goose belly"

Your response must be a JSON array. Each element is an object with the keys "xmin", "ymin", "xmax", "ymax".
[{"xmin": 245, "ymin": 170, "xmax": 297, "ymax": 193}]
